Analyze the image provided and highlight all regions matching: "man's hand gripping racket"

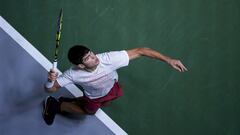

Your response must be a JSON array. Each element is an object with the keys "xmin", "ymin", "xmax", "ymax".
[{"xmin": 46, "ymin": 9, "xmax": 63, "ymax": 88}]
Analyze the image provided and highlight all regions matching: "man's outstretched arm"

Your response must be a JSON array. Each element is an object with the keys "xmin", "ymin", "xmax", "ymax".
[{"xmin": 126, "ymin": 47, "xmax": 188, "ymax": 72}]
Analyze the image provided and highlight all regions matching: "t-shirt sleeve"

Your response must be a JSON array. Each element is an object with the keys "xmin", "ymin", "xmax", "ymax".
[
  {"xmin": 99, "ymin": 50, "xmax": 129, "ymax": 70},
  {"xmin": 56, "ymin": 69, "xmax": 73, "ymax": 87}
]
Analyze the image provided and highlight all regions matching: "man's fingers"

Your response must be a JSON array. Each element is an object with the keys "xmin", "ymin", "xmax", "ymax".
[
  {"xmin": 177, "ymin": 63, "xmax": 185, "ymax": 72},
  {"xmin": 177, "ymin": 65, "xmax": 183, "ymax": 72},
  {"xmin": 169, "ymin": 59, "xmax": 188, "ymax": 72},
  {"xmin": 48, "ymin": 75, "xmax": 57, "ymax": 82},
  {"xmin": 183, "ymin": 66, "xmax": 188, "ymax": 71},
  {"xmin": 49, "ymin": 69, "xmax": 58, "ymax": 75},
  {"xmin": 173, "ymin": 65, "xmax": 182, "ymax": 72},
  {"xmin": 48, "ymin": 72, "xmax": 57, "ymax": 77},
  {"xmin": 176, "ymin": 61, "xmax": 188, "ymax": 72},
  {"xmin": 50, "ymin": 68, "xmax": 56, "ymax": 73},
  {"xmin": 48, "ymin": 69, "xmax": 58, "ymax": 82},
  {"xmin": 178, "ymin": 62, "xmax": 188, "ymax": 71}
]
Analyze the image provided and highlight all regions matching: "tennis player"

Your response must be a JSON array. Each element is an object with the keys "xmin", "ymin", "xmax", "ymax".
[{"xmin": 43, "ymin": 45, "xmax": 188, "ymax": 125}]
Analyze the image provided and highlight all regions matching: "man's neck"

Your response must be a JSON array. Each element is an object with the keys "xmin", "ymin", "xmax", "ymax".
[{"xmin": 83, "ymin": 66, "xmax": 98, "ymax": 72}]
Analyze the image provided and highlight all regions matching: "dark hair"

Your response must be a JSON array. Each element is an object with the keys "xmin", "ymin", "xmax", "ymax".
[{"xmin": 68, "ymin": 45, "xmax": 90, "ymax": 65}]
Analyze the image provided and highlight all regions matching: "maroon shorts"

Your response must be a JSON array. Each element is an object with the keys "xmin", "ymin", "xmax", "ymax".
[{"xmin": 78, "ymin": 81, "xmax": 123, "ymax": 114}]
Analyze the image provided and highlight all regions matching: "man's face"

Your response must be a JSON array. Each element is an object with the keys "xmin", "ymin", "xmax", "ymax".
[{"xmin": 79, "ymin": 51, "xmax": 99, "ymax": 69}]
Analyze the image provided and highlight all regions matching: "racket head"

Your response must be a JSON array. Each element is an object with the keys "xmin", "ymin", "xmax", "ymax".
[{"xmin": 57, "ymin": 8, "xmax": 63, "ymax": 35}]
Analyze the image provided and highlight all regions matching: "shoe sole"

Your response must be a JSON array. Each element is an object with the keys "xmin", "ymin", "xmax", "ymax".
[
  {"xmin": 42, "ymin": 96, "xmax": 50, "ymax": 117},
  {"xmin": 42, "ymin": 96, "xmax": 54, "ymax": 125}
]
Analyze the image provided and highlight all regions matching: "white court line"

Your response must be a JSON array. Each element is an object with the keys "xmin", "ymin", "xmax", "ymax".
[{"xmin": 0, "ymin": 16, "xmax": 127, "ymax": 135}]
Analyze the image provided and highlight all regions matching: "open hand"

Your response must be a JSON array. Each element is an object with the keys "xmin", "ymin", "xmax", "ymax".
[{"xmin": 167, "ymin": 59, "xmax": 188, "ymax": 72}]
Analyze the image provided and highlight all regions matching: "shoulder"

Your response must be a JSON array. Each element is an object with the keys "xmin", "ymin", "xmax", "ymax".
[
  {"xmin": 96, "ymin": 50, "xmax": 129, "ymax": 69},
  {"xmin": 97, "ymin": 50, "xmax": 128, "ymax": 61}
]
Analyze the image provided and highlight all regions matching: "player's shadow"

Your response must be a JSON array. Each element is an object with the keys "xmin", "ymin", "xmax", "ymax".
[
  {"xmin": 57, "ymin": 111, "xmax": 90, "ymax": 127},
  {"xmin": 59, "ymin": 111, "xmax": 87, "ymax": 121}
]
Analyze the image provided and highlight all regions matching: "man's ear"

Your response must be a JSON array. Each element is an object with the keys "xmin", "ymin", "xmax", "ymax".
[{"xmin": 77, "ymin": 64, "xmax": 85, "ymax": 69}]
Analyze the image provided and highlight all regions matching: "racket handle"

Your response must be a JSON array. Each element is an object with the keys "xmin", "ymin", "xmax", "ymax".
[{"xmin": 53, "ymin": 61, "xmax": 58, "ymax": 70}]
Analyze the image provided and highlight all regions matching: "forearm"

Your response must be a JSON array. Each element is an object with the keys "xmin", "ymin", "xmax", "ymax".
[
  {"xmin": 44, "ymin": 86, "xmax": 57, "ymax": 93},
  {"xmin": 127, "ymin": 47, "xmax": 187, "ymax": 72},
  {"xmin": 138, "ymin": 48, "xmax": 172, "ymax": 63}
]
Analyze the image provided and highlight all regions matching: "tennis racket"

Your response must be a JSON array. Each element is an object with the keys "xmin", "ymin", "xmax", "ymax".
[{"xmin": 53, "ymin": 8, "xmax": 63, "ymax": 70}]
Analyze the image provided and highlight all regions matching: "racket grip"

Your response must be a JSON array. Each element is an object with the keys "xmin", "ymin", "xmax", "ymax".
[{"xmin": 53, "ymin": 61, "xmax": 58, "ymax": 70}]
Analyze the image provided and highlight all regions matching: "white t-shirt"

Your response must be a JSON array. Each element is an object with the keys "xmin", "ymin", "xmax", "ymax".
[{"xmin": 57, "ymin": 50, "xmax": 129, "ymax": 99}]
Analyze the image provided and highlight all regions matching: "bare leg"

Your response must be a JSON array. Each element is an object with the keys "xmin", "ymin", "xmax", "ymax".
[{"xmin": 60, "ymin": 102, "xmax": 86, "ymax": 115}]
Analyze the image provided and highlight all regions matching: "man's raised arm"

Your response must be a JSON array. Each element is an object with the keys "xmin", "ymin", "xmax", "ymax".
[{"xmin": 126, "ymin": 47, "xmax": 188, "ymax": 72}]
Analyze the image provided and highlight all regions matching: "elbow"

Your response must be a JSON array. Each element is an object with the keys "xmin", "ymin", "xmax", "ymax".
[
  {"xmin": 138, "ymin": 47, "xmax": 151, "ymax": 55},
  {"xmin": 128, "ymin": 47, "xmax": 151, "ymax": 60}
]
